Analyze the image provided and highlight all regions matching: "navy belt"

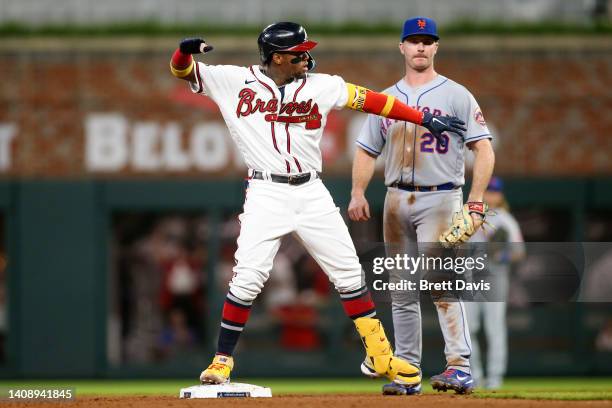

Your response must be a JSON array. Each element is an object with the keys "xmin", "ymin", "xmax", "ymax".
[
  {"xmin": 390, "ymin": 182, "xmax": 456, "ymax": 192},
  {"xmin": 251, "ymin": 170, "xmax": 320, "ymax": 186}
]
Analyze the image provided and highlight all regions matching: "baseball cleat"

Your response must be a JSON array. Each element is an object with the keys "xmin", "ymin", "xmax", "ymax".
[
  {"xmin": 200, "ymin": 354, "xmax": 234, "ymax": 384},
  {"xmin": 386, "ymin": 356, "xmax": 421, "ymax": 385},
  {"xmin": 360, "ymin": 358, "xmax": 382, "ymax": 379},
  {"xmin": 382, "ymin": 381, "xmax": 422, "ymax": 396},
  {"xmin": 430, "ymin": 368, "xmax": 475, "ymax": 394}
]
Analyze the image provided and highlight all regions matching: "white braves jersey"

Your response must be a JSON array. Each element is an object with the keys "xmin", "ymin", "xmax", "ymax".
[
  {"xmin": 357, "ymin": 75, "xmax": 491, "ymax": 187},
  {"xmin": 190, "ymin": 63, "xmax": 348, "ymax": 174}
]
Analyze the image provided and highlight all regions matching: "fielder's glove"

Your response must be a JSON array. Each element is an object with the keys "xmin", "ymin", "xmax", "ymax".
[
  {"xmin": 439, "ymin": 202, "xmax": 488, "ymax": 248},
  {"xmin": 180, "ymin": 38, "xmax": 214, "ymax": 54},
  {"xmin": 422, "ymin": 112, "xmax": 466, "ymax": 148}
]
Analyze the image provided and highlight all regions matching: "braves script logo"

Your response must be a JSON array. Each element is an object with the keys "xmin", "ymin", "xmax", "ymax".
[
  {"xmin": 417, "ymin": 19, "xmax": 427, "ymax": 30},
  {"xmin": 236, "ymin": 88, "xmax": 278, "ymax": 115},
  {"xmin": 236, "ymin": 88, "xmax": 322, "ymax": 129}
]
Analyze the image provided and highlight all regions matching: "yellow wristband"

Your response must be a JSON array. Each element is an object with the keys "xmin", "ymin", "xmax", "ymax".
[
  {"xmin": 345, "ymin": 83, "xmax": 367, "ymax": 111},
  {"xmin": 170, "ymin": 60, "xmax": 195, "ymax": 78}
]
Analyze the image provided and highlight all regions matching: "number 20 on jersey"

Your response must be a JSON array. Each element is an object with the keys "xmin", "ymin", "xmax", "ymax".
[{"xmin": 420, "ymin": 133, "xmax": 449, "ymax": 154}]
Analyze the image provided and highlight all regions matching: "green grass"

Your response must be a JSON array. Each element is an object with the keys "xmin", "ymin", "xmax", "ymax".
[
  {"xmin": 0, "ymin": 378, "xmax": 610, "ymax": 400},
  {"xmin": 472, "ymin": 378, "xmax": 612, "ymax": 400},
  {"xmin": 1, "ymin": 20, "xmax": 611, "ymax": 37}
]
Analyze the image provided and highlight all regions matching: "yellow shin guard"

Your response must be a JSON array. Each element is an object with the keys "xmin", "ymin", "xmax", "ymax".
[
  {"xmin": 354, "ymin": 317, "xmax": 393, "ymax": 375},
  {"xmin": 354, "ymin": 317, "xmax": 421, "ymax": 384}
]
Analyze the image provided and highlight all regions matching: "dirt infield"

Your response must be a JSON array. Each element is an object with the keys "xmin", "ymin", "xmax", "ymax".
[{"xmin": 4, "ymin": 394, "xmax": 611, "ymax": 408}]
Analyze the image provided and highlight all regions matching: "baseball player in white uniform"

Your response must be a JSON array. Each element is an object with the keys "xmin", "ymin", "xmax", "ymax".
[
  {"xmin": 169, "ymin": 21, "xmax": 467, "ymax": 384},
  {"xmin": 348, "ymin": 17, "xmax": 495, "ymax": 395},
  {"xmin": 466, "ymin": 177, "xmax": 525, "ymax": 390}
]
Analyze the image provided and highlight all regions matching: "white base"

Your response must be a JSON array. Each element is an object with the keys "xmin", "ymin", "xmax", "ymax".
[{"xmin": 179, "ymin": 383, "xmax": 272, "ymax": 398}]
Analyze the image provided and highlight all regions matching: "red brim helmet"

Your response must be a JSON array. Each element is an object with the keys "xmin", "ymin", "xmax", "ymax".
[{"xmin": 258, "ymin": 22, "xmax": 317, "ymax": 71}]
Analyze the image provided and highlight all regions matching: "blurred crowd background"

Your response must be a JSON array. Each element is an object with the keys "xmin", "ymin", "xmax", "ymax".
[{"xmin": 0, "ymin": 0, "xmax": 611, "ymax": 379}]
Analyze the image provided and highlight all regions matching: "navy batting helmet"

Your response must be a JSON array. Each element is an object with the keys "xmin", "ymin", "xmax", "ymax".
[{"xmin": 257, "ymin": 22, "xmax": 317, "ymax": 71}]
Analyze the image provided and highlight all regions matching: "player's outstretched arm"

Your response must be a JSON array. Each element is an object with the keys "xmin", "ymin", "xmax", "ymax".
[
  {"xmin": 169, "ymin": 38, "xmax": 214, "ymax": 83},
  {"xmin": 344, "ymin": 83, "xmax": 467, "ymax": 142},
  {"xmin": 345, "ymin": 83, "xmax": 422, "ymax": 124},
  {"xmin": 348, "ymin": 147, "xmax": 377, "ymax": 222}
]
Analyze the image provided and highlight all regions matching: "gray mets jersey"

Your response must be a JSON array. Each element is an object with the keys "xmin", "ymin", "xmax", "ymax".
[{"xmin": 357, "ymin": 75, "xmax": 491, "ymax": 187}]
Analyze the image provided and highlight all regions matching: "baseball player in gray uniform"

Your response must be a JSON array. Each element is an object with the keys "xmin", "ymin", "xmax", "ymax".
[
  {"xmin": 348, "ymin": 16, "xmax": 495, "ymax": 395},
  {"xmin": 466, "ymin": 177, "xmax": 525, "ymax": 390}
]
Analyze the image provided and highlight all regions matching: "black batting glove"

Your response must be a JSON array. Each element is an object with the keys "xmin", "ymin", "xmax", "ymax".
[
  {"xmin": 179, "ymin": 38, "xmax": 214, "ymax": 54},
  {"xmin": 421, "ymin": 112, "xmax": 467, "ymax": 147}
]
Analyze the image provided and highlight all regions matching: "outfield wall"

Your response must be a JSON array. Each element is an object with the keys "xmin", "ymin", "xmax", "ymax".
[
  {"xmin": 0, "ymin": 179, "xmax": 611, "ymax": 378},
  {"xmin": 1, "ymin": 36, "xmax": 611, "ymax": 179}
]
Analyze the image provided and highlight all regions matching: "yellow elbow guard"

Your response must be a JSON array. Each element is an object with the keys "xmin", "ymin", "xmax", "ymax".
[
  {"xmin": 346, "ymin": 83, "xmax": 368, "ymax": 111},
  {"xmin": 170, "ymin": 60, "xmax": 195, "ymax": 78}
]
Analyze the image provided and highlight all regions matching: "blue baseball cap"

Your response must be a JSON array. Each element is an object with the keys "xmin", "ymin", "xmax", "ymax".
[
  {"xmin": 401, "ymin": 17, "xmax": 439, "ymax": 42},
  {"xmin": 487, "ymin": 177, "xmax": 504, "ymax": 192}
]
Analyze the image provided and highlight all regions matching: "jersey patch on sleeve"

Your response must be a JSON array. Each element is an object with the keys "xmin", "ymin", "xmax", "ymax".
[{"xmin": 474, "ymin": 107, "xmax": 486, "ymax": 126}]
